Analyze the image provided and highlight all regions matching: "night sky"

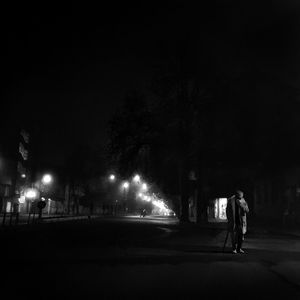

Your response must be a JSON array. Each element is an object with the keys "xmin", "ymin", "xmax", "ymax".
[{"xmin": 2, "ymin": 1, "xmax": 300, "ymax": 167}]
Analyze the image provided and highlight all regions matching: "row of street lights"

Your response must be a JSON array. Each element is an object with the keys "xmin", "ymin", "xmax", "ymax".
[
  {"xmin": 108, "ymin": 173, "xmax": 149, "ymax": 211},
  {"xmin": 109, "ymin": 174, "xmax": 148, "ymax": 192},
  {"xmin": 108, "ymin": 173, "xmax": 173, "ymax": 216}
]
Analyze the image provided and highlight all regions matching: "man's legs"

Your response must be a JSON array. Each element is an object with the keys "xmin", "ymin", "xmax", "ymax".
[
  {"xmin": 236, "ymin": 227, "xmax": 244, "ymax": 252},
  {"xmin": 230, "ymin": 230, "xmax": 237, "ymax": 252}
]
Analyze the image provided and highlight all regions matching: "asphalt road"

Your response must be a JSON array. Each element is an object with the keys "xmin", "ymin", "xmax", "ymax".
[{"xmin": 1, "ymin": 215, "xmax": 300, "ymax": 299}]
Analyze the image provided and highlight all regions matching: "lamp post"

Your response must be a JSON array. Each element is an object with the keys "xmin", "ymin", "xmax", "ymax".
[
  {"xmin": 123, "ymin": 182, "xmax": 129, "ymax": 213},
  {"xmin": 38, "ymin": 174, "xmax": 53, "ymax": 220},
  {"xmin": 109, "ymin": 174, "xmax": 116, "ymax": 182},
  {"xmin": 47, "ymin": 198, "xmax": 52, "ymax": 215},
  {"xmin": 108, "ymin": 174, "xmax": 117, "ymax": 215},
  {"xmin": 42, "ymin": 174, "xmax": 52, "ymax": 185},
  {"xmin": 142, "ymin": 183, "xmax": 148, "ymax": 192},
  {"xmin": 25, "ymin": 188, "xmax": 38, "ymax": 224},
  {"xmin": 133, "ymin": 174, "xmax": 140, "ymax": 184}
]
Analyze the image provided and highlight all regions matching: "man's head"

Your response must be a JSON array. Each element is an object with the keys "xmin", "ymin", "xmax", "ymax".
[{"xmin": 235, "ymin": 190, "xmax": 244, "ymax": 199}]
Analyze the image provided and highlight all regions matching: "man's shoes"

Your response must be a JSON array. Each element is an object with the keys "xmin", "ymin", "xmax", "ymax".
[
  {"xmin": 232, "ymin": 249, "xmax": 237, "ymax": 254},
  {"xmin": 238, "ymin": 249, "xmax": 245, "ymax": 254}
]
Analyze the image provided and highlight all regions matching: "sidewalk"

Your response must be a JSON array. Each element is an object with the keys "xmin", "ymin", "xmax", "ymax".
[
  {"xmin": 176, "ymin": 218, "xmax": 300, "ymax": 240},
  {"xmin": 0, "ymin": 213, "xmax": 98, "ymax": 227},
  {"xmin": 249, "ymin": 222, "xmax": 300, "ymax": 238}
]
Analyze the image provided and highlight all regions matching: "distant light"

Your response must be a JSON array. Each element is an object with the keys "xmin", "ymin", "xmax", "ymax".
[
  {"xmin": 48, "ymin": 198, "xmax": 51, "ymax": 201},
  {"xmin": 153, "ymin": 200, "xmax": 167, "ymax": 210},
  {"xmin": 142, "ymin": 195, "xmax": 151, "ymax": 202},
  {"xmin": 123, "ymin": 182, "xmax": 129, "ymax": 189},
  {"xmin": 133, "ymin": 174, "xmax": 140, "ymax": 183},
  {"xmin": 21, "ymin": 174, "xmax": 26, "ymax": 178},
  {"xmin": 19, "ymin": 196, "xmax": 26, "ymax": 204},
  {"xmin": 142, "ymin": 183, "xmax": 148, "ymax": 191},
  {"xmin": 138, "ymin": 193, "xmax": 143, "ymax": 198},
  {"xmin": 41, "ymin": 197, "xmax": 45, "ymax": 201},
  {"xmin": 109, "ymin": 174, "xmax": 116, "ymax": 182},
  {"xmin": 25, "ymin": 188, "xmax": 37, "ymax": 199},
  {"xmin": 42, "ymin": 174, "xmax": 52, "ymax": 184}
]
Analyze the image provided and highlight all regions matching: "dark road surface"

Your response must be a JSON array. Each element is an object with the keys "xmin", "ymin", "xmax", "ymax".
[{"xmin": 1, "ymin": 215, "xmax": 300, "ymax": 299}]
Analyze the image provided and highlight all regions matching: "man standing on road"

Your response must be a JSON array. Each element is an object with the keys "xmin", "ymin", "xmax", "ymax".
[{"xmin": 226, "ymin": 190, "xmax": 249, "ymax": 254}]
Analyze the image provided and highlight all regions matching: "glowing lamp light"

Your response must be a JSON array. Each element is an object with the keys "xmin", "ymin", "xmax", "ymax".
[
  {"xmin": 109, "ymin": 174, "xmax": 116, "ymax": 181},
  {"xmin": 21, "ymin": 174, "xmax": 26, "ymax": 178},
  {"xmin": 25, "ymin": 188, "xmax": 37, "ymax": 199},
  {"xmin": 19, "ymin": 196, "xmax": 26, "ymax": 204},
  {"xmin": 42, "ymin": 174, "xmax": 52, "ymax": 184},
  {"xmin": 133, "ymin": 174, "xmax": 141, "ymax": 183},
  {"xmin": 138, "ymin": 193, "xmax": 143, "ymax": 198},
  {"xmin": 123, "ymin": 182, "xmax": 129, "ymax": 189},
  {"xmin": 142, "ymin": 183, "xmax": 148, "ymax": 191},
  {"xmin": 153, "ymin": 200, "xmax": 168, "ymax": 210}
]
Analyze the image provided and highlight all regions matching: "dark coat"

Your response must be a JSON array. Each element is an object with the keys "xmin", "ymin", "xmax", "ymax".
[{"xmin": 226, "ymin": 196, "xmax": 249, "ymax": 233}]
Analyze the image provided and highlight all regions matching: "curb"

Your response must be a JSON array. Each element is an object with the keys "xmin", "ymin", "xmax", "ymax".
[{"xmin": 0, "ymin": 215, "xmax": 100, "ymax": 228}]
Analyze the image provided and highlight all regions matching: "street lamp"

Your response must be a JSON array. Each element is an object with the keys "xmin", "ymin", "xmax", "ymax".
[
  {"xmin": 18, "ymin": 196, "xmax": 26, "ymax": 204},
  {"xmin": 42, "ymin": 174, "xmax": 52, "ymax": 185},
  {"xmin": 133, "ymin": 174, "xmax": 140, "ymax": 183},
  {"xmin": 122, "ymin": 182, "xmax": 129, "ymax": 212},
  {"xmin": 25, "ymin": 188, "xmax": 38, "ymax": 224},
  {"xmin": 25, "ymin": 188, "xmax": 38, "ymax": 199},
  {"xmin": 142, "ymin": 183, "xmax": 148, "ymax": 192},
  {"xmin": 109, "ymin": 174, "xmax": 116, "ymax": 182},
  {"xmin": 39, "ymin": 174, "xmax": 53, "ymax": 195},
  {"xmin": 123, "ymin": 182, "xmax": 129, "ymax": 189},
  {"xmin": 47, "ymin": 198, "xmax": 52, "ymax": 215},
  {"xmin": 38, "ymin": 174, "xmax": 53, "ymax": 220}
]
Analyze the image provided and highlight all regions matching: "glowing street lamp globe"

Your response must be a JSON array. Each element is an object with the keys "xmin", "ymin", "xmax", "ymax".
[
  {"xmin": 18, "ymin": 196, "xmax": 26, "ymax": 204},
  {"xmin": 123, "ymin": 182, "xmax": 129, "ymax": 189},
  {"xmin": 42, "ymin": 174, "xmax": 52, "ymax": 185},
  {"xmin": 142, "ymin": 183, "xmax": 148, "ymax": 191},
  {"xmin": 133, "ymin": 174, "xmax": 140, "ymax": 183},
  {"xmin": 109, "ymin": 174, "xmax": 116, "ymax": 182},
  {"xmin": 25, "ymin": 188, "xmax": 38, "ymax": 199},
  {"xmin": 142, "ymin": 195, "xmax": 149, "ymax": 201}
]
